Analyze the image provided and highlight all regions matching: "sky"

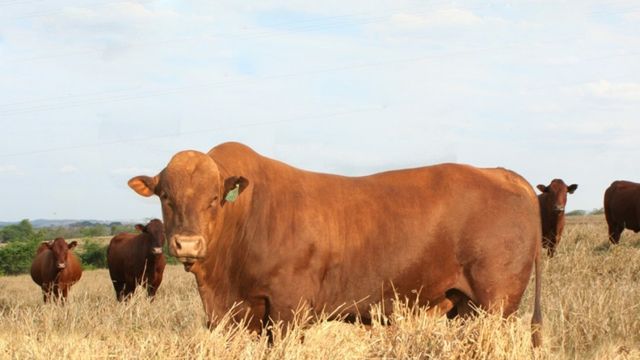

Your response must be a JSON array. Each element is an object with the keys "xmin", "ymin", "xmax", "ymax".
[{"xmin": 0, "ymin": 0, "xmax": 639, "ymax": 221}]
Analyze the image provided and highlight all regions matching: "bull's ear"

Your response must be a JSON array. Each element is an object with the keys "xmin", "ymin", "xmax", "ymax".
[
  {"xmin": 43, "ymin": 241, "xmax": 52, "ymax": 249},
  {"xmin": 128, "ymin": 176, "xmax": 158, "ymax": 197},
  {"xmin": 68, "ymin": 241, "xmax": 77, "ymax": 249},
  {"xmin": 135, "ymin": 224, "xmax": 145, "ymax": 232},
  {"xmin": 536, "ymin": 184, "xmax": 548, "ymax": 193},
  {"xmin": 222, "ymin": 176, "xmax": 249, "ymax": 204},
  {"xmin": 568, "ymin": 184, "xmax": 578, "ymax": 194}
]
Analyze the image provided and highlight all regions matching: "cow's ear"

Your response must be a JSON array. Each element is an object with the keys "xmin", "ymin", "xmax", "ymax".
[
  {"xmin": 68, "ymin": 241, "xmax": 77, "ymax": 250},
  {"xmin": 568, "ymin": 184, "xmax": 578, "ymax": 194},
  {"xmin": 222, "ymin": 176, "xmax": 249, "ymax": 205},
  {"xmin": 43, "ymin": 241, "xmax": 52, "ymax": 249},
  {"xmin": 536, "ymin": 184, "xmax": 548, "ymax": 193},
  {"xmin": 128, "ymin": 175, "xmax": 158, "ymax": 197},
  {"xmin": 135, "ymin": 224, "xmax": 145, "ymax": 232}
]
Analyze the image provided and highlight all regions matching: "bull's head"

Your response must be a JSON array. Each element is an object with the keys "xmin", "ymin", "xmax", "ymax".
[
  {"xmin": 128, "ymin": 151, "xmax": 248, "ymax": 268},
  {"xmin": 135, "ymin": 219, "xmax": 166, "ymax": 256},
  {"xmin": 536, "ymin": 179, "xmax": 578, "ymax": 213},
  {"xmin": 46, "ymin": 237, "xmax": 77, "ymax": 270}
]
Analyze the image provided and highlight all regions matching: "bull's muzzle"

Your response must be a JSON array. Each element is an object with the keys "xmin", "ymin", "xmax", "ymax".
[
  {"xmin": 170, "ymin": 235, "xmax": 205, "ymax": 261},
  {"xmin": 151, "ymin": 247, "xmax": 163, "ymax": 255}
]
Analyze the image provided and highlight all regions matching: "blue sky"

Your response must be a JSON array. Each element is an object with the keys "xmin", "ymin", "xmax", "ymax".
[{"xmin": 0, "ymin": 0, "xmax": 639, "ymax": 221}]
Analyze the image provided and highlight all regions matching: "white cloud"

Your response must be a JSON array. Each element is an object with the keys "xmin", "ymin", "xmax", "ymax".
[
  {"xmin": 581, "ymin": 80, "xmax": 640, "ymax": 101},
  {"xmin": 0, "ymin": 165, "xmax": 23, "ymax": 176},
  {"xmin": 59, "ymin": 165, "xmax": 79, "ymax": 174},
  {"xmin": 624, "ymin": 10, "xmax": 640, "ymax": 21},
  {"xmin": 390, "ymin": 7, "xmax": 483, "ymax": 28}
]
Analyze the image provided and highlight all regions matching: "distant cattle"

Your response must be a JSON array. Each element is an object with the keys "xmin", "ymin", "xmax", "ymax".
[
  {"xmin": 536, "ymin": 179, "xmax": 578, "ymax": 257},
  {"xmin": 30, "ymin": 237, "xmax": 82, "ymax": 302},
  {"xmin": 128, "ymin": 142, "xmax": 543, "ymax": 347},
  {"xmin": 107, "ymin": 219, "xmax": 166, "ymax": 301},
  {"xmin": 604, "ymin": 180, "xmax": 640, "ymax": 244}
]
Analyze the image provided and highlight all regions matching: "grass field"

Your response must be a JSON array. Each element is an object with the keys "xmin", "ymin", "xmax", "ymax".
[{"xmin": 1, "ymin": 215, "xmax": 639, "ymax": 359}]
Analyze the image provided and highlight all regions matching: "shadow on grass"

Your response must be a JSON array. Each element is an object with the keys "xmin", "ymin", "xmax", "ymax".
[{"xmin": 593, "ymin": 242, "xmax": 612, "ymax": 253}]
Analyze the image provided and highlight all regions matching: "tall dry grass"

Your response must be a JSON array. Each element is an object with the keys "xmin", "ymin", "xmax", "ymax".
[{"xmin": 0, "ymin": 215, "xmax": 639, "ymax": 359}]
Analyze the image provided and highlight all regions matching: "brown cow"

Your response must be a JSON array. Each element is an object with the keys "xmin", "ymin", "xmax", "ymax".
[
  {"xmin": 128, "ymin": 142, "xmax": 543, "ymax": 347},
  {"xmin": 107, "ymin": 219, "xmax": 167, "ymax": 301},
  {"xmin": 536, "ymin": 179, "xmax": 578, "ymax": 257},
  {"xmin": 30, "ymin": 237, "xmax": 82, "ymax": 303},
  {"xmin": 604, "ymin": 180, "xmax": 640, "ymax": 244}
]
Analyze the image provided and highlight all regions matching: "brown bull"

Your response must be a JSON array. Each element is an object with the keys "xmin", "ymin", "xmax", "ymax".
[
  {"xmin": 30, "ymin": 237, "xmax": 82, "ymax": 303},
  {"xmin": 107, "ymin": 219, "xmax": 166, "ymax": 301},
  {"xmin": 128, "ymin": 142, "xmax": 543, "ymax": 347},
  {"xmin": 604, "ymin": 180, "xmax": 640, "ymax": 244},
  {"xmin": 536, "ymin": 179, "xmax": 578, "ymax": 257}
]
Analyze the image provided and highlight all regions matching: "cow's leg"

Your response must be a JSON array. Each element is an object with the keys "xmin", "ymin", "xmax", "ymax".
[
  {"xmin": 60, "ymin": 285, "xmax": 69, "ymax": 302},
  {"xmin": 123, "ymin": 275, "xmax": 137, "ymax": 300},
  {"xmin": 42, "ymin": 283, "xmax": 52, "ymax": 303},
  {"xmin": 52, "ymin": 285, "xmax": 61, "ymax": 303},
  {"xmin": 609, "ymin": 223, "xmax": 623, "ymax": 244},
  {"xmin": 112, "ymin": 280, "xmax": 126, "ymax": 301}
]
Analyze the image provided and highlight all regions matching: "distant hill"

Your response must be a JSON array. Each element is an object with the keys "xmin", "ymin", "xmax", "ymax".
[{"xmin": 0, "ymin": 219, "xmax": 139, "ymax": 228}]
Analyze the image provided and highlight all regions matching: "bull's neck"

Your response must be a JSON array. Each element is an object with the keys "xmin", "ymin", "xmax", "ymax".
[{"xmin": 195, "ymin": 188, "xmax": 252, "ymax": 306}]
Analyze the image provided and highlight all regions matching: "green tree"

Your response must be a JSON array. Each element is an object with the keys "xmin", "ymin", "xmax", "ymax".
[
  {"xmin": 0, "ymin": 219, "xmax": 35, "ymax": 243},
  {"xmin": 79, "ymin": 239, "xmax": 108, "ymax": 269},
  {"xmin": 0, "ymin": 233, "xmax": 44, "ymax": 275}
]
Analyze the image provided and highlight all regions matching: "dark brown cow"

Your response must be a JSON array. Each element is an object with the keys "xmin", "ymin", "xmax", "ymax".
[
  {"xmin": 30, "ymin": 237, "xmax": 82, "ymax": 303},
  {"xmin": 107, "ymin": 219, "xmax": 166, "ymax": 301},
  {"xmin": 536, "ymin": 179, "xmax": 578, "ymax": 257},
  {"xmin": 604, "ymin": 180, "xmax": 640, "ymax": 244},
  {"xmin": 128, "ymin": 142, "xmax": 543, "ymax": 347}
]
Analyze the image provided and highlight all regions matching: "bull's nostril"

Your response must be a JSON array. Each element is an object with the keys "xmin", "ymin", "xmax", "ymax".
[{"xmin": 176, "ymin": 241, "xmax": 182, "ymax": 250}]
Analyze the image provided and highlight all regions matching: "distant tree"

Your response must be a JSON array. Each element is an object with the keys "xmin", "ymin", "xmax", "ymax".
[
  {"xmin": 80, "ymin": 224, "xmax": 109, "ymax": 237},
  {"xmin": 110, "ymin": 224, "xmax": 136, "ymax": 236},
  {"xmin": 566, "ymin": 210, "xmax": 587, "ymax": 216},
  {"xmin": 0, "ymin": 219, "xmax": 35, "ymax": 243},
  {"xmin": 0, "ymin": 229, "xmax": 44, "ymax": 275},
  {"xmin": 590, "ymin": 207, "xmax": 605, "ymax": 215},
  {"xmin": 79, "ymin": 239, "xmax": 108, "ymax": 269}
]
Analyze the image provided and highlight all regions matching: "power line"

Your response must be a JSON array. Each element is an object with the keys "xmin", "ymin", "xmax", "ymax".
[{"xmin": 2, "ymin": 38, "xmax": 638, "ymax": 117}]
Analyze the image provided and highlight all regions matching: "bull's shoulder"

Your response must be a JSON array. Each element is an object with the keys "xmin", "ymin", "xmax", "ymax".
[{"xmin": 208, "ymin": 142, "xmax": 260, "ymax": 160}]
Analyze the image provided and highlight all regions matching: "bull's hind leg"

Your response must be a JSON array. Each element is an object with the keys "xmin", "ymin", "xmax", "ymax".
[{"xmin": 444, "ymin": 289, "xmax": 476, "ymax": 319}]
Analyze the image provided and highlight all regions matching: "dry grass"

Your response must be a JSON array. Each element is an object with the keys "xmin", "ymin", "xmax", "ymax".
[{"xmin": 1, "ymin": 215, "xmax": 639, "ymax": 359}]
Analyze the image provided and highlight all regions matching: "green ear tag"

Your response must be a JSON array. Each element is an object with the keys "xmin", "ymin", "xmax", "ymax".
[{"xmin": 225, "ymin": 184, "xmax": 240, "ymax": 202}]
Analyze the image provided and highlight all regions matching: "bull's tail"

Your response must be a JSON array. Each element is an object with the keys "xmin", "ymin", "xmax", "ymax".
[{"xmin": 531, "ymin": 241, "xmax": 543, "ymax": 348}]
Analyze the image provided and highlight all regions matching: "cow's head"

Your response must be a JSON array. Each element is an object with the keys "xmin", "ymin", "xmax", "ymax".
[
  {"xmin": 128, "ymin": 150, "xmax": 248, "ymax": 267},
  {"xmin": 46, "ymin": 237, "xmax": 77, "ymax": 270},
  {"xmin": 135, "ymin": 219, "xmax": 166, "ymax": 256},
  {"xmin": 536, "ymin": 179, "xmax": 578, "ymax": 213}
]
